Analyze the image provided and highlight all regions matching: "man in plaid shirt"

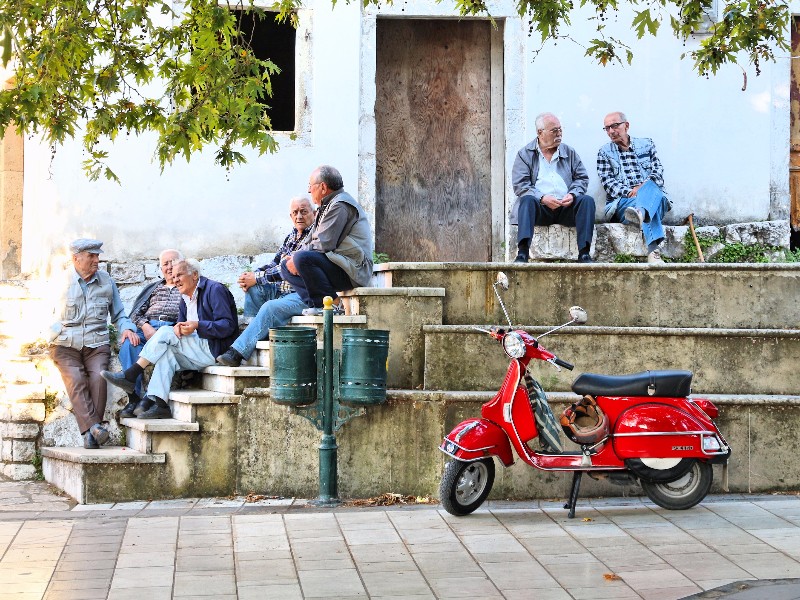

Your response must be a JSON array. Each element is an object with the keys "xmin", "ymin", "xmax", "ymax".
[
  {"xmin": 597, "ymin": 112, "xmax": 672, "ymax": 264},
  {"xmin": 215, "ymin": 196, "xmax": 316, "ymax": 367}
]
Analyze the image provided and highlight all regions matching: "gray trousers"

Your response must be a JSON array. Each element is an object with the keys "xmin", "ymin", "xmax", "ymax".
[{"xmin": 50, "ymin": 344, "xmax": 111, "ymax": 434}]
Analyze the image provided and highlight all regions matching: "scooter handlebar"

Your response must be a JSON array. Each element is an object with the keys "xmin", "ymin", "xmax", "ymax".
[{"xmin": 553, "ymin": 357, "xmax": 574, "ymax": 371}]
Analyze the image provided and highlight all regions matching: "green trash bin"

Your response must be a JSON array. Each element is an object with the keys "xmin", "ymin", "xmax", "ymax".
[
  {"xmin": 269, "ymin": 326, "xmax": 317, "ymax": 406},
  {"xmin": 339, "ymin": 329, "xmax": 390, "ymax": 406}
]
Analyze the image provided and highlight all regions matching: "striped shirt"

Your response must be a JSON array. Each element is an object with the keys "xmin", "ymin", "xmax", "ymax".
[{"xmin": 131, "ymin": 282, "xmax": 182, "ymax": 328}]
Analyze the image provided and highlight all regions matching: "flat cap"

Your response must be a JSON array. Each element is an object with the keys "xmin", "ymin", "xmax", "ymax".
[{"xmin": 69, "ymin": 238, "xmax": 104, "ymax": 254}]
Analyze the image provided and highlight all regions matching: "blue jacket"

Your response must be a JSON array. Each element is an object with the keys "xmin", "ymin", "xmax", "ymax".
[{"xmin": 178, "ymin": 276, "xmax": 238, "ymax": 358}]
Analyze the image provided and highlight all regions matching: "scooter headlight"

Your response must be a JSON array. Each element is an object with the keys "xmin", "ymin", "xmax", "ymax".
[{"xmin": 502, "ymin": 332, "xmax": 527, "ymax": 359}]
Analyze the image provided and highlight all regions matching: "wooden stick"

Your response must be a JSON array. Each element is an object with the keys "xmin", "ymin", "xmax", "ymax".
[{"xmin": 687, "ymin": 213, "xmax": 705, "ymax": 263}]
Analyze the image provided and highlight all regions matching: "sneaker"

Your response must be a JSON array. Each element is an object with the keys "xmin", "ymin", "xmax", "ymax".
[
  {"xmin": 132, "ymin": 397, "xmax": 155, "ymax": 417},
  {"xmin": 119, "ymin": 400, "xmax": 139, "ymax": 419},
  {"xmin": 624, "ymin": 207, "xmax": 644, "ymax": 228},
  {"xmin": 216, "ymin": 348, "xmax": 243, "ymax": 367},
  {"xmin": 647, "ymin": 249, "xmax": 665, "ymax": 264},
  {"xmin": 101, "ymin": 370, "xmax": 136, "ymax": 394}
]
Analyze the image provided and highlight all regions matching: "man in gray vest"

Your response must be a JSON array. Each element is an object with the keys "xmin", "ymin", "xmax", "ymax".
[
  {"xmin": 49, "ymin": 239, "xmax": 137, "ymax": 449},
  {"xmin": 280, "ymin": 165, "xmax": 373, "ymax": 315}
]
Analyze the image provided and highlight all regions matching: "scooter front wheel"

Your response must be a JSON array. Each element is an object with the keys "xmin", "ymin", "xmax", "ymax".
[
  {"xmin": 440, "ymin": 458, "xmax": 495, "ymax": 516},
  {"xmin": 641, "ymin": 460, "xmax": 713, "ymax": 510}
]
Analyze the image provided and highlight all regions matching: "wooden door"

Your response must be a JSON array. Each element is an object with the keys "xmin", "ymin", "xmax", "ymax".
[
  {"xmin": 790, "ymin": 17, "xmax": 800, "ymax": 233},
  {"xmin": 375, "ymin": 19, "xmax": 492, "ymax": 262}
]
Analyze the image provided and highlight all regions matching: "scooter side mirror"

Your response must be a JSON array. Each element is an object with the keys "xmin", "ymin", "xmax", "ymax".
[
  {"xmin": 496, "ymin": 272, "xmax": 509, "ymax": 291},
  {"xmin": 569, "ymin": 306, "xmax": 588, "ymax": 324}
]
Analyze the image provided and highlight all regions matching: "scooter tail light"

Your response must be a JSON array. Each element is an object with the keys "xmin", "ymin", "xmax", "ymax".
[{"xmin": 693, "ymin": 398, "xmax": 719, "ymax": 419}]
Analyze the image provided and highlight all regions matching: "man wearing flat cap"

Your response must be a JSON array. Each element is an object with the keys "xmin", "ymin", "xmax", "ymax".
[{"xmin": 49, "ymin": 239, "xmax": 138, "ymax": 449}]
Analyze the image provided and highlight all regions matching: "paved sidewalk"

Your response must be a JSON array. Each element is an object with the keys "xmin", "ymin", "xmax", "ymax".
[{"xmin": 1, "ymin": 478, "xmax": 800, "ymax": 599}]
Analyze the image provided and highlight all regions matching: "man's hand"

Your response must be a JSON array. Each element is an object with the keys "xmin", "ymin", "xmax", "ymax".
[
  {"xmin": 283, "ymin": 256, "xmax": 298, "ymax": 276},
  {"xmin": 141, "ymin": 322, "xmax": 157, "ymax": 341},
  {"xmin": 627, "ymin": 183, "xmax": 643, "ymax": 198},
  {"xmin": 541, "ymin": 195, "xmax": 563, "ymax": 210},
  {"xmin": 238, "ymin": 271, "xmax": 256, "ymax": 292},
  {"xmin": 120, "ymin": 329, "xmax": 140, "ymax": 347},
  {"xmin": 560, "ymin": 193, "xmax": 575, "ymax": 207},
  {"xmin": 174, "ymin": 321, "xmax": 199, "ymax": 337}
]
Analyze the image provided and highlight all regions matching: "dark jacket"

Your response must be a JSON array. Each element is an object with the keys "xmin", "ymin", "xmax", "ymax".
[{"xmin": 178, "ymin": 276, "xmax": 238, "ymax": 358}]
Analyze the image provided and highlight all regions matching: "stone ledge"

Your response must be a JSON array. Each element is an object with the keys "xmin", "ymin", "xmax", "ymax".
[
  {"xmin": 289, "ymin": 315, "xmax": 367, "ymax": 324},
  {"xmin": 422, "ymin": 324, "xmax": 800, "ymax": 338},
  {"xmin": 168, "ymin": 389, "xmax": 241, "ymax": 405},
  {"xmin": 340, "ymin": 287, "xmax": 446, "ymax": 297},
  {"xmin": 120, "ymin": 418, "xmax": 199, "ymax": 433},
  {"xmin": 201, "ymin": 366, "xmax": 269, "ymax": 377},
  {"xmin": 42, "ymin": 446, "xmax": 166, "ymax": 464}
]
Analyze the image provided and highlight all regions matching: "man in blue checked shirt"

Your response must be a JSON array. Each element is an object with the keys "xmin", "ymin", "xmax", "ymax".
[
  {"xmin": 215, "ymin": 196, "xmax": 316, "ymax": 367},
  {"xmin": 598, "ymin": 112, "xmax": 672, "ymax": 264}
]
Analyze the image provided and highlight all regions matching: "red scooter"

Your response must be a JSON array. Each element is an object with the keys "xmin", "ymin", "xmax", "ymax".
[{"xmin": 439, "ymin": 272, "xmax": 731, "ymax": 517}]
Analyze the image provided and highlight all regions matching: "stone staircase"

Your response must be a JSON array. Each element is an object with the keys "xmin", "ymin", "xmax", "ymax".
[{"xmin": 28, "ymin": 260, "xmax": 800, "ymax": 502}]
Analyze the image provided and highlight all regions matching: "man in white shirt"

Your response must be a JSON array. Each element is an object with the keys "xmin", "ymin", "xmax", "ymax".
[{"xmin": 510, "ymin": 113, "xmax": 596, "ymax": 263}]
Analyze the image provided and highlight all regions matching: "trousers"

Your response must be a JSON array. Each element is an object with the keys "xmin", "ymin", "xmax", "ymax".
[
  {"xmin": 230, "ymin": 292, "xmax": 308, "ymax": 360},
  {"xmin": 613, "ymin": 180, "xmax": 670, "ymax": 249},
  {"xmin": 138, "ymin": 326, "xmax": 215, "ymax": 401},
  {"xmin": 117, "ymin": 319, "xmax": 175, "ymax": 397},
  {"xmin": 50, "ymin": 344, "xmax": 111, "ymax": 434},
  {"xmin": 280, "ymin": 251, "xmax": 352, "ymax": 308},
  {"xmin": 516, "ymin": 193, "xmax": 596, "ymax": 252}
]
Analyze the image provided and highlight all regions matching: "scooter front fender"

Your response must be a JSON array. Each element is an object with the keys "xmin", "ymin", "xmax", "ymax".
[{"xmin": 440, "ymin": 418, "xmax": 514, "ymax": 467}]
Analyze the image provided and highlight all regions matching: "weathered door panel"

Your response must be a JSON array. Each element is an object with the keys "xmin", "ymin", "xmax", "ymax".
[{"xmin": 375, "ymin": 19, "xmax": 492, "ymax": 262}]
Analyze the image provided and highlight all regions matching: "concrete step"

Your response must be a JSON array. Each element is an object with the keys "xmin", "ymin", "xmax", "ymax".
[
  {"xmin": 0, "ymin": 358, "xmax": 41, "ymax": 384},
  {"xmin": 422, "ymin": 325, "xmax": 800, "ymax": 395},
  {"xmin": 201, "ymin": 365, "xmax": 270, "ymax": 394},
  {"xmin": 251, "ymin": 340, "xmax": 325, "ymax": 368},
  {"xmin": 41, "ymin": 446, "xmax": 166, "ymax": 504},
  {"xmin": 168, "ymin": 389, "xmax": 241, "ymax": 422},
  {"xmin": 375, "ymin": 262, "xmax": 800, "ymax": 329}
]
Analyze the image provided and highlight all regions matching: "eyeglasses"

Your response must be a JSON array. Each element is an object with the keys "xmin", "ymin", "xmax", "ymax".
[
  {"xmin": 541, "ymin": 127, "xmax": 562, "ymax": 135},
  {"xmin": 603, "ymin": 122, "xmax": 626, "ymax": 132}
]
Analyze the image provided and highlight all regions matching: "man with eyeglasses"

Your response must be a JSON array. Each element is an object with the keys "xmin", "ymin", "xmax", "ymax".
[
  {"xmin": 215, "ymin": 196, "xmax": 316, "ymax": 367},
  {"xmin": 598, "ymin": 112, "xmax": 671, "ymax": 264},
  {"xmin": 511, "ymin": 112, "xmax": 596, "ymax": 263}
]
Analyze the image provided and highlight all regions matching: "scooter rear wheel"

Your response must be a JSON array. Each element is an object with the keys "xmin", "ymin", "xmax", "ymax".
[
  {"xmin": 641, "ymin": 460, "xmax": 713, "ymax": 510},
  {"xmin": 440, "ymin": 458, "xmax": 495, "ymax": 516}
]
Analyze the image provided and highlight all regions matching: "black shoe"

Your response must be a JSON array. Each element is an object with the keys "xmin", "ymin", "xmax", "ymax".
[
  {"xmin": 120, "ymin": 401, "xmax": 138, "ymax": 419},
  {"xmin": 101, "ymin": 370, "xmax": 136, "ymax": 394},
  {"xmin": 83, "ymin": 431, "xmax": 99, "ymax": 449},
  {"xmin": 132, "ymin": 397, "xmax": 154, "ymax": 417},
  {"xmin": 138, "ymin": 397, "xmax": 171, "ymax": 419},
  {"xmin": 578, "ymin": 253, "xmax": 594, "ymax": 263},
  {"xmin": 514, "ymin": 252, "xmax": 529, "ymax": 264},
  {"xmin": 216, "ymin": 349, "xmax": 243, "ymax": 367},
  {"xmin": 89, "ymin": 423, "xmax": 110, "ymax": 445}
]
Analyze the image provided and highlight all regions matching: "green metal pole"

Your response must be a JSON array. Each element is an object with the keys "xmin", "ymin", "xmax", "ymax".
[{"xmin": 317, "ymin": 295, "xmax": 338, "ymax": 504}]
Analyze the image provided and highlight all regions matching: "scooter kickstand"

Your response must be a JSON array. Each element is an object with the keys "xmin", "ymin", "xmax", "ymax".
[{"xmin": 564, "ymin": 471, "xmax": 582, "ymax": 519}]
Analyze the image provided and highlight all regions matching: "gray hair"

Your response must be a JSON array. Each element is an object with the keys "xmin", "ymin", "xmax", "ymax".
[
  {"xmin": 315, "ymin": 165, "xmax": 344, "ymax": 191},
  {"xmin": 535, "ymin": 112, "xmax": 558, "ymax": 131},
  {"xmin": 609, "ymin": 111, "xmax": 627, "ymax": 123},
  {"xmin": 173, "ymin": 258, "xmax": 201, "ymax": 276},
  {"xmin": 291, "ymin": 195, "xmax": 315, "ymax": 211},
  {"xmin": 159, "ymin": 249, "xmax": 183, "ymax": 262}
]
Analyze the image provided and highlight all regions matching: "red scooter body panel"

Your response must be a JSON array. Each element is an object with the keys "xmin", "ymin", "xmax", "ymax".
[
  {"xmin": 441, "ymin": 418, "xmax": 515, "ymax": 466},
  {"xmin": 612, "ymin": 402, "xmax": 716, "ymax": 459}
]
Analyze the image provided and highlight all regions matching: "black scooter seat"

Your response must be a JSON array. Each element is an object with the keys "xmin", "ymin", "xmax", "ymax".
[{"xmin": 572, "ymin": 370, "xmax": 693, "ymax": 398}]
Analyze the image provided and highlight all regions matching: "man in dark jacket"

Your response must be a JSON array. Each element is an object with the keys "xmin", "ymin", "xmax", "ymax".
[
  {"xmin": 117, "ymin": 248, "xmax": 183, "ymax": 417},
  {"xmin": 102, "ymin": 259, "xmax": 237, "ymax": 419}
]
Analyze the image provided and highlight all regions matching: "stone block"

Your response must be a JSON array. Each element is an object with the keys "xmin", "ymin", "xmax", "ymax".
[
  {"xmin": 144, "ymin": 262, "xmax": 162, "ymax": 279},
  {"xmin": 591, "ymin": 223, "xmax": 646, "ymax": 261},
  {"xmin": 661, "ymin": 225, "xmax": 689, "ymax": 259},
  {"xmin": 197, "ymin": 255, "xmax": 250, "ymax": 310},
  {"xmin": 11, "ymin": 439, "xmax": 35, "ymax": 462},
  {"xmin": 10, "ymin": 401, "xmax": 45, "ymax": 422},
  {"xmin": 1, "ymin": 422, "xmax": 39, "ymax": 439},
  {"xmin": 1, "ymin": 439, "xmax": 11, "ymax": 461},
  {"xmin": 722, "ymin": 220, "xmax": 789, "ymax": 248},
  {"xmin": 251, "ymin": 253, "xmax": 275, "ymax": 269},
  {"xmin": 110, "ymin": 263, "xmax": 145, "ymax": 284},
  {"xmin": 3, "ymin": 383, "xmax": 45, "ymax": 402},
  {"xmin": 1, "ymin": 462, "xmax": 36, "ymax": 480}
]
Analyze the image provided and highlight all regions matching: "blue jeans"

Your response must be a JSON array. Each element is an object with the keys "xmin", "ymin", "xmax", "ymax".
[
  {"xmin": 230, "ymin": 292, "xmax": 308, "ymax": 359},
  {"xmin": 613, "ymin": 180, "xmax": 670, "ymax": 250},
  {"xmin": 280, "ymin": 251, "xmax": 352, "ymax": 308},
  {"xmin": 244, "ymin": 282, "xmax": 281, "ymax": 318},
  {"xmin": 118, "ymin": 319, "xmax": 175, "ymax": 397}
]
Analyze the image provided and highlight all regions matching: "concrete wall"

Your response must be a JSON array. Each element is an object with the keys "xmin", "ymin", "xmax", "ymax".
[{"xmin": 16, "ymin": 0, "xmax": 795, "ymax": 274}]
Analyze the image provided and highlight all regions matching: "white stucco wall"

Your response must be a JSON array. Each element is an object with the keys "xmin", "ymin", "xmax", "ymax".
[{"xmin": 19, "ymin": 0, "xmax": 793, "ymax": 274}]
